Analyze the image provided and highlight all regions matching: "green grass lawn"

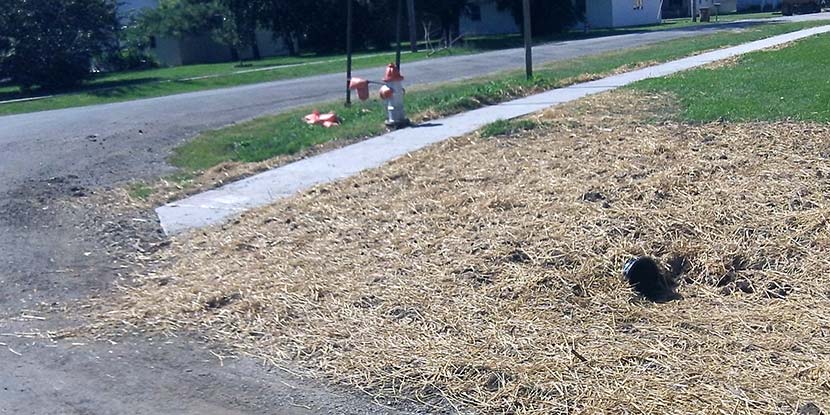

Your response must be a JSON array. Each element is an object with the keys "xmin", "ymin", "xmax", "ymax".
[
  {"xmin": 634, "ymin": 32, "xmax": 830, "ymax": 122},
  {"xmin": 170, "ymin": 20, "xmax": 829, "ymax": 173},
  {"xmin": 0, "ymin": 11, "xmax": 795, "ymax": 116}
]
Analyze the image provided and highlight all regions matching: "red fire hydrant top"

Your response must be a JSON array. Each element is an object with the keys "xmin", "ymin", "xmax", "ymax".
[{"xmin": 382, "ymin": 63, "xmax": 404, "ymax": 82}]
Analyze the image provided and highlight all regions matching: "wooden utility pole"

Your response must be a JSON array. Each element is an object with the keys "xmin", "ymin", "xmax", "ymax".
[
  {"xmin": 523, "ymin": 0, "xmax": 532, "ymax": 80},
  {"xmin": 407, "ymin": 0, "xmax": 417, "ymax": 52},
  {"xmin": 346, "ymin": 0, "xmax": 353, "ymax": 106}
]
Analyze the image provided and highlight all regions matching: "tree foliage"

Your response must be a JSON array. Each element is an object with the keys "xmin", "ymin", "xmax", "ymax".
[
  {"xmin": 214, "ymin": 0, "xmax": 264, "ymax": 59},
  {"xmin": 0, "ymin": 0, "xmax": 118, "ymax": 90},
  {"xmin": 259, "ymin": 0, "xmax": 395, "ymax": 55},
  {"xmin": 132, "ymin": 0, "xmax": 260, "ymax": 60},
  {"xmin": 496, "ymin": 0, "xmax": 581, "ymax": 36},
  {"xmin": 133, "ymin": 0, "xmax": 221, "ymax": 38},
  {"xmin": 418, "ymin": 0, "xmax": 468, "ymax": 42}
]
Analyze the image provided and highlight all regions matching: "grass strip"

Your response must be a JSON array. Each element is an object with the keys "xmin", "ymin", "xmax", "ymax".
[{"xmin": 633, "ymin": 32, "xmax": 830, "ymax": 122}]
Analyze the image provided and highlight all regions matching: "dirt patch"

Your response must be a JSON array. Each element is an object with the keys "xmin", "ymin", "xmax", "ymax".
[{"xmin": 92, "ymin": 90, "xmax": 830, "ymax": 414}]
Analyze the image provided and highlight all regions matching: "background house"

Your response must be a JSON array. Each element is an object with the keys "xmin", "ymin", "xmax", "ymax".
[
  {"xmin": 460, "ymin": 0, "xmax": 663, "ymax": 34},
  {"xmin": 117, "ymin": 0, "xmax": 290, "ymax": 66},
  {"xmin": 583, "ymin": 0, "xmax": 662, "ymax": 28},
  {"xmin": 737, "ymin": 0, "xmax": 782, "ymax": 11},
  {"xmin": 459, "ymin": 0, "xmax": 520, "ymax": 35}
]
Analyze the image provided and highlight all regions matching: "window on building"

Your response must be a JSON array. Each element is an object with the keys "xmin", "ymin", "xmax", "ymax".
[{"xmin": 634, "ymin": 0, "xmax": 644, "ymax": 9}]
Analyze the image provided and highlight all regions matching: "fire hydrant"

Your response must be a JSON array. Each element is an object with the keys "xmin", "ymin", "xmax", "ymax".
[{"xmin": 381, "ymin": 63, "xmax": 409, "ymax": 128}]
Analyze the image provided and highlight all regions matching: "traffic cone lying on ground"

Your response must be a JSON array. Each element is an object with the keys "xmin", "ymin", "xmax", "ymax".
[{"xmin": 304, "ymin": 110, "xmax": 340, "ymax": 128}]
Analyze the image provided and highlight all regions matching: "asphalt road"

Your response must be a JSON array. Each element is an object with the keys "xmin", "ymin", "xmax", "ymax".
[{"xmin": 1, "ymin": 14, "xmax": 828, "ymax": 414}]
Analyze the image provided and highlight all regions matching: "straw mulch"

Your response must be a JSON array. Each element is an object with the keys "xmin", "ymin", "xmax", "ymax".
[{"xmin": 97, "ymin": 90, "xmax": 830, "ymax": 414}]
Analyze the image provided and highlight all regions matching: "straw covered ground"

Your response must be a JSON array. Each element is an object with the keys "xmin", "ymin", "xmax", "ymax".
[{"xmin": 93, "ymin": 90, "xmax": 830, "ymax": 414}]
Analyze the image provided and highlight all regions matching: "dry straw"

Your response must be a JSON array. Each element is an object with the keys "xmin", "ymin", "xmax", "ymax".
[{"xmin": 95, "ymin": 90, "xmax": 830, "ymax": 414}]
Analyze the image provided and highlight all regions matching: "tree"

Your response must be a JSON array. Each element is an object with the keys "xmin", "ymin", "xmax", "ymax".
[
  {"xmin": 496, "ymin": 0, "xmax": 581, "ymax": 36},
  {"xmin": 419, "ymin": 0, "xmax": 468, "ymax": 45},
  {"xmin": 261, "ymin": 0, "xmax": 395, "ymax": 55},
  {"xmin": 0, "ymin": 0, "xmax": 118, "ymax": 90},
  {"xmin": 134, "ymin": 0, "xmax": 265, "ymax": 63},
  {"xmin": 214, "ymin": 0, "xmax": 264, "ymax": 61},
  {"xmin": 133, "ymin": 0, "xmax": 221, "ymax": 39}
]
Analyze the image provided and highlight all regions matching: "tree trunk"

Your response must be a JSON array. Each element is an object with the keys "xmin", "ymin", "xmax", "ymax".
[
  {"xmin": 284, "ymin": 32, "xmax": 297, "ymax": 56},
  {"xmin": 251, "ymin": 35, "xmax": 262, "ymax": 60}
]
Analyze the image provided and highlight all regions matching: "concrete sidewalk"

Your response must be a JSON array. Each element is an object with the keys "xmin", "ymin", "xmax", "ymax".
[{"xmin": 156, "ymin": 24, "xmax": 830, "ymax": 235}]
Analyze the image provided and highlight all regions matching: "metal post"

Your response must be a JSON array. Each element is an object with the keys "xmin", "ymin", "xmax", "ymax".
[
  {"xmin": 346, "ymin": 0, "xmax": 353, "ymax": 106},
  {"xmin": 523, "ymin": 0, "xmax": 532, "ymax": 80},
  {"xmin": 395, "ymin": 0, "xmax": 403, "ymax": 69},
  {"xmin": 407, "ymin": 0, "xmax": 417, "ymax": 52}
]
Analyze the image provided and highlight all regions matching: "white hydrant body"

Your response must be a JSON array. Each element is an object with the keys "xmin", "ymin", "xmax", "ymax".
[
  {"xmin": 381, "ymin": 63, "xmax": 410, "ymax": 128},
  {"xmin": 385, "ymin": 79, "xmax": 407, "ymax": 127}
]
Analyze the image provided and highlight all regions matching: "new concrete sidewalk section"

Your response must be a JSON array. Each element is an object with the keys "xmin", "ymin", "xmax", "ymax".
[{"xmin": 157, "ymin": 25, "xmax": 830, "ymax": 235}]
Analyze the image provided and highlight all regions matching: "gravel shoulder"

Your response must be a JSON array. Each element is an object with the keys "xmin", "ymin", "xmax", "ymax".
[{"xmin": 0, "ymin": 175, "xmax": 427, "ymax": 414}]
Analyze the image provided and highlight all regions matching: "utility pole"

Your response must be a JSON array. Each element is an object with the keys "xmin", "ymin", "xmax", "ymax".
[
  {"xmin": 396, "ymin": 0, "xmax": 403, "ymax": 69},
  {"xmin": 407, "ymin": 0, "xmax": 417, "ymax": 52},
  {"xmin": 523, "ymin": 0, "xmax": 532, "ymax": 80},
  {"xmin": 346, "ymin": 0, "xmax": 353, "ymax": 106}
]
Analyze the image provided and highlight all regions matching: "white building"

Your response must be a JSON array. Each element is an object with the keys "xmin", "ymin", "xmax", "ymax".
[
  {"xmin": 459, "ymin": 0, "xmax": 663, "ymax": 35},
  {"xmin": 116, "ymin": 0, "xmax": 290, "ymax": 67},
  {"xmin": 584, "ymin": 0, "xmax": 662, "ymax": 28},
  {"xmin": 737, "ymin": 0, "xmax": 782, "ymax": 11},
  {"xmin": 460, "ymin": 1, "xmax": 520, "ymax": 35}
]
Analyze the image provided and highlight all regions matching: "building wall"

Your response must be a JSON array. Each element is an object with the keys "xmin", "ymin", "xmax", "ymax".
[
  {"xmin": 252, "ymin": 30, "xmax": 289, "ymax": 57},
  {"xmin": 177, "ymin": 35, "xmax": 234, "ymax": 65},
  {"xmin": 664, "ymin": 0, "xmax": 738, "ymax": 17},
  {"xmin": 150, "ymin": 31, "xmax": 290, "ymax": 67},
  {"xmin": 125, "ymin": 1, "xmax": 290, "ymax": 66},
  {"xmin": 459, "ymin": 0, "xmax": 520, "ymax": 36},
  {"xmin": 610, "ymin": 0, "xmax": 662, "ymax": 27},
  {"xmin": 737, "ymin": 0, "xmax": 781, "ymax": 11},
  {"xmin": 152, "ymin": 37, "xmax": 184, "ymax": 67},
  {"xmin": 716, "ymin": 0, "xmax": 739, "ymax": 13},
  {"xmin": 586, "ymin": 0, "xmax": 614, "ymax": 28}
]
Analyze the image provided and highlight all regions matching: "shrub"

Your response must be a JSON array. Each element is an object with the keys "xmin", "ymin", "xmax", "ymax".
[{"xmin": 0, "ymin": 0, "xmax": 119, "ymax": 90}]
